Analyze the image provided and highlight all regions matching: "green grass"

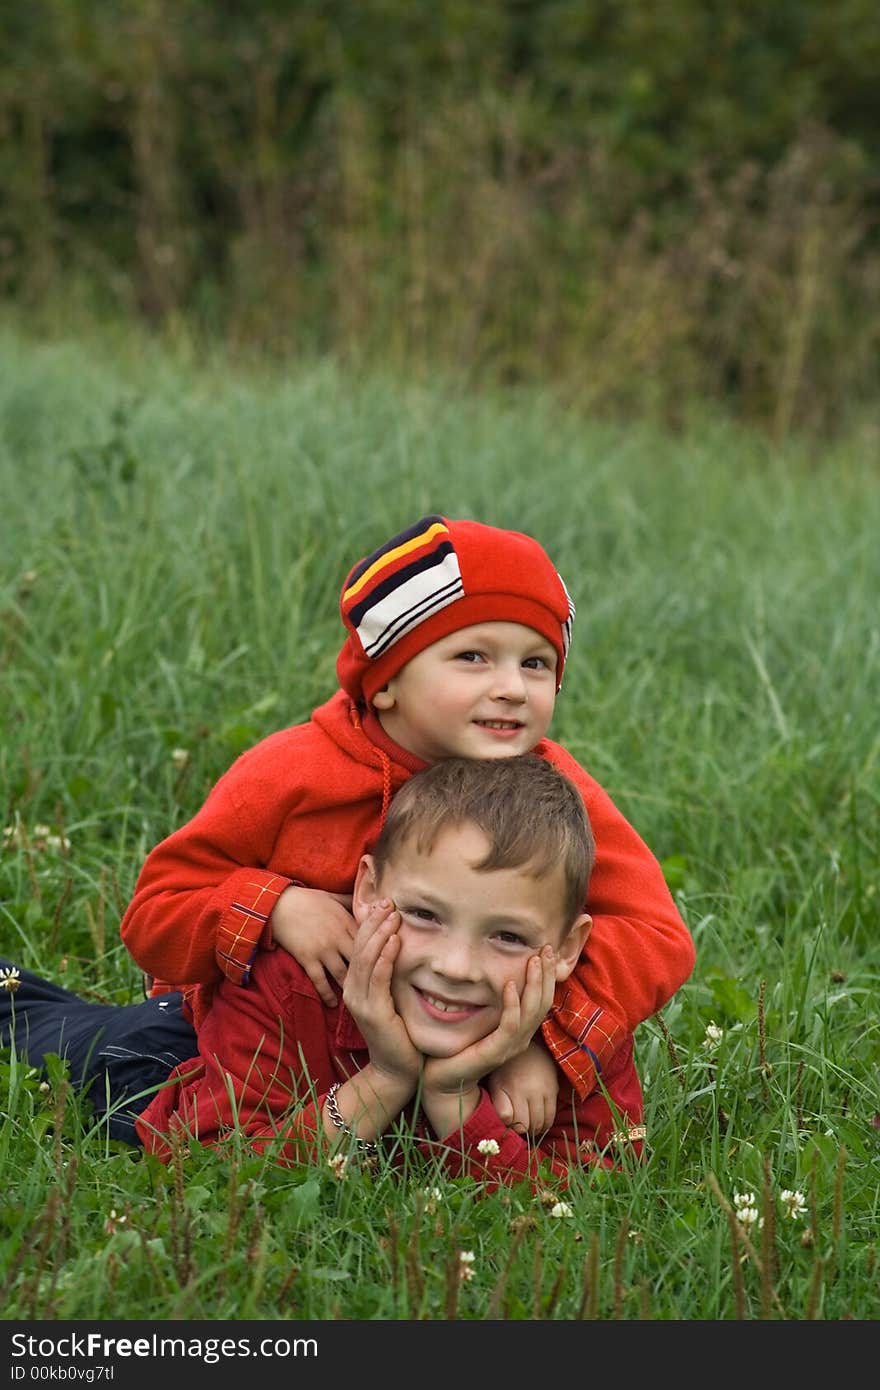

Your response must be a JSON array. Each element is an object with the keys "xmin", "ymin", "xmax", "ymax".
[{"xmin": 1, "ymin": 322, "xmax": 878, "ymax": 1320}]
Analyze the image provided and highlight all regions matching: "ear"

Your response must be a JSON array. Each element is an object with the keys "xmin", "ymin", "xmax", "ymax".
[
  {"xmin": 371, "ymin": 684, "xmax": 395, "ymax": 710},
  {"xmin": 352, "ymin": 854, "xmax": 381, "ymax": 925},
  {"xmin": 554, "ymin": 913, "xmax": 591, "ymax": 982}
]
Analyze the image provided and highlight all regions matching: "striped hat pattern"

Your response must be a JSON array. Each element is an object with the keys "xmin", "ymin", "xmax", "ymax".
[{"xmin": 336, "ymin": 514, "xmax": 575, "ymax": 704}]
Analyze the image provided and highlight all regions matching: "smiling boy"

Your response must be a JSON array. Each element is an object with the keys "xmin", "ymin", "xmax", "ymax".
[{"xmin": 134, "ymin": 755, "xmax": 644, "ymax": 1185}]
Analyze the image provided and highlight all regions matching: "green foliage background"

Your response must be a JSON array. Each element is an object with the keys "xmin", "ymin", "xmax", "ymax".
[{"xmin": 2, "ymin": 0, "xmax": 878, "ymax": 434}]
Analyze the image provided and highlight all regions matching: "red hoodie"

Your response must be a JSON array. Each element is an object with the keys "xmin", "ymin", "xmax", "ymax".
[{"xmin": 120, "ymin": 690, "xmax": 695, "ymax": 1099}]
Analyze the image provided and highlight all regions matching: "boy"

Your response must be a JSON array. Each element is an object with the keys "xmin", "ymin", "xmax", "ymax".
[
  {"xmin": 1, "ymin": 757, "xmax": 645, "ymax": 1186},
  {"xmin": 120, "ymin": 514, "xmax": 694, "ymax": 1130}
]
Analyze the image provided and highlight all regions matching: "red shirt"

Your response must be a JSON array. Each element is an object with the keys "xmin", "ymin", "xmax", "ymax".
[
  {"xmin": 135, "ymin": 946, "xmax": 645, "ymax": 1189},
  {"xmin": 121, "ymin": 689, "xmax": 695, "ymax": 1098}
]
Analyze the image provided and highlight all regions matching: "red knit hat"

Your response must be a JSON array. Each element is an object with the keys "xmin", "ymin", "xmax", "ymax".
[{"xmin": 336, "ymin": 515, "xmax": 575, "ymax": 704}]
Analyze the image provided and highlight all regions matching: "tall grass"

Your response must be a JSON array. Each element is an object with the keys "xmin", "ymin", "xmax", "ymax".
[{"xmin": 1, "ymin": 325, "xmax": 877, "ymax": 1319}]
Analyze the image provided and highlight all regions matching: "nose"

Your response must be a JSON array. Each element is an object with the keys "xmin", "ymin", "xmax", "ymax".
[
  {"xmin": 489, "ymin": 660, "xmax": 527, "ymax": 704},
  {"xmin": 432, "ymin": 934, "xmax": 482, "ymax": 984}
]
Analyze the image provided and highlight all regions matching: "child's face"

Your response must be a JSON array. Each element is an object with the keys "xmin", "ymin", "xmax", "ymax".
[
  {"xmin": 372, "ymin": 621, "xmax": 558, "ymax": 762},
  {"xmin": 354, "ymin": 821, "xmax": 589, "ymax": 1059}
]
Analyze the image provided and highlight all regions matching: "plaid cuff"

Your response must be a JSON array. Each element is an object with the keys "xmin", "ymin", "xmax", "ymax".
[
  {"xmin": 216, "ymin": 871, "xmax": 291, "ymax": 985},
  {"xmin": 541, "ymin": 979, "xmax": 624, "ymax": 1100}
]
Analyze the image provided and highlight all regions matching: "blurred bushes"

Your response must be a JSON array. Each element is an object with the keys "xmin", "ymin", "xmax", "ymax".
[{"xmin": 1, "ymin": 0, "xmax": 877, "ymax": 435}]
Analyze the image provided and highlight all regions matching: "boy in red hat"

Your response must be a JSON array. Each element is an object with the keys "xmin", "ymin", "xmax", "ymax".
[{"xmin": 120, "ymin": 514, "xmax": 695, "ymax": 1130}]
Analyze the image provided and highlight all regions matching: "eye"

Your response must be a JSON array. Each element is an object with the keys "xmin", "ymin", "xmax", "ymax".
[
  {"xmin": 400, "ymin": 906, "xmax": 438, "ymax": 925},
  {"xmin": 454, "ymin": 649, "xmax": 485, "ymax": 664},
  {"xmin": 492, "ymin": 929, "xmax": 529, "ymax": 948},
  {"xmin": 523, "ymin": 654, "xmax": 554, "ymax": 671}
]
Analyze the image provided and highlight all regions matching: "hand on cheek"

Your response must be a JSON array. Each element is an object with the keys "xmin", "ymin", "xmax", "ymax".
[
  {"xmin": 343, "ymin": 899, "xmax": 422, "ymax": 1085},
  {"xmin": 520, "ymin": 943, "xmax": 558, "ymax": 1032}
]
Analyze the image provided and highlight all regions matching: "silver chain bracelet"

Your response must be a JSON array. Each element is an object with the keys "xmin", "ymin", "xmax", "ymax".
[{"xmin": 325, "ymin": 1082, "xmax": 379, "ymax": 1154}]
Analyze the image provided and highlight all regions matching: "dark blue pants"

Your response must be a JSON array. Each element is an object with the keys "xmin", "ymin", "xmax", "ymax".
[{"xmin": 0, "ymin": 959, "xmax": 198, "ymax": 1143}]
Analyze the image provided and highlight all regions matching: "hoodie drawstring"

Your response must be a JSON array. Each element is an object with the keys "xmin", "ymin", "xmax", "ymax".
[
  {"xmin": 348, "ymin": 699, "xmax": 394, "ymax": 836},
  {"xmin": 378, "ymin": 749, "xmax": 393, "ymax": 832}
]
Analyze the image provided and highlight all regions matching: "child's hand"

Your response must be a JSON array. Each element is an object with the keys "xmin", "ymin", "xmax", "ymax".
[
  {"xmin": 271, "ymin": 885, "xmax": 356, "ymax": 1007},
  {"xmin": 422, "ymin": 945, "xmax": 557, "ymax": 1101},
  {"xmin": 343, "ymin": 899, "xmax": 422, "ymax": 1088},
  {"xmin": 487, "ymin": 1037, "xmax": 559, "ymax": 1135}
]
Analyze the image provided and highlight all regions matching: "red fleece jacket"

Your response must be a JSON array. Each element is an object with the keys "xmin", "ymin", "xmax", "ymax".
[
  {"xmin": 135, "ymin": 947, "xmax": 645, "ymax": 1189},
  {"xmin": 120, "ymin": 690, "xmax": 695, "ymax": 1098}
]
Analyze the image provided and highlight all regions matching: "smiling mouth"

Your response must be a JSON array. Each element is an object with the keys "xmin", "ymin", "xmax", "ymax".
[
  {"xmin": 423, "ymin": 992, "xmax": 467, "ymax": 1013},
  {"xmin": 474, "ymin": 719, "xmax": 524, "ymax": 730},
  {"xmin": 416, "ymin": 988, "xmax": 482, "ymax": 1018}
]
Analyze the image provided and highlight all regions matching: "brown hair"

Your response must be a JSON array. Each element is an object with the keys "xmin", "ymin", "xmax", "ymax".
[{"xmin": 371, "ymin": 754, "xmax": 594, "ymax": 924}]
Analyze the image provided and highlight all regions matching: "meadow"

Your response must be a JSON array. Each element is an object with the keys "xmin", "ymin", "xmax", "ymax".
[{"xmin": 1, "ymin": 324, "xmax": 877, "ymax": 1320}]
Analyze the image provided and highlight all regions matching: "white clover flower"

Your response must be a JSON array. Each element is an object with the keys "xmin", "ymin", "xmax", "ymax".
[
  {"xmin": 780, "ymin": 1189, "xmax": 807, "ymax": 1220},
  {"xmin": 549, "ymin": 1201, "xmax": 574, "ymax": 1219},
  {"xmin": 733, "ymin": 1190, "xmax": 763, "ymax": 1230},
  {"xmin": 328, "ymin": 1153, "xmax": 349, "ymax": 1181},
  {"xmin": 104, "ymin": 1209, "xmax": 128, "ymax": 1235},
  {"xmin": 39, "ymin": 1081, "xmax": 51, "ymax": 1094},
  {"xmin": 477, "ymin": 1138, "xmax": 500, "ymax": 1156},
  {"xmin": 702, "ymin": 1020, "xmax": 724, "ymax": 1049},
  {"xmin": 5, "ymin": 823, "xmax": 71, "ymax": 853},
  {"xmin": 0, "ymin": 966, "xmax": 21, "ymax": 993},
  {"xmin": 171, "ymin": 748, "xmax": 190, "ymax": 770},
  {"xmin": 422, "ymin": 1186, "xmax": 444, "ymax": 1213},
  {"xmin": 458, "ymin": 1250, "xmax": 476, "ymax": 1282}
]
